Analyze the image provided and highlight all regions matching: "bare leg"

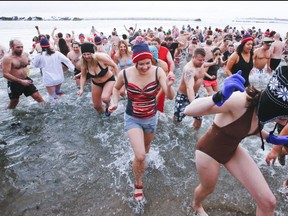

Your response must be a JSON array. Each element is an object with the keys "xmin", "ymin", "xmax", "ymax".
[
  {"xmin": 46, "ymin": 86, "xmax": 57, "ymax": 99},
  {"xmin": 31, "ymin": 91, "xmax": 45, "ymax": 103},
  {"xmin": 91, "ymin": 84, "xmax": 104, "ymax": 114},
  {"xmin": 226, "ymin": 147, "xmax": 276, "ymax": 216},
  {"xmin": 193, "ymin": 150, "xmax": 220, "ymax": 216},
  {"xmin": 204, "ymin": 86, "xmax": 214, "ymax": 96},
  {"xmin": 127, "ymin": 128, "xmax": 155, "ymax": 201},
  {"xmin": 101, "ymin": 81, "xmax": 114, "ymax": 110},
  {"xmin": 212, "ymin": 84, "xmax": 218, "ymax": 93},
  {"xmin": 7, "ymin": 98, "xmax": 19, "ymax": 109},
  {"xmin": 30, "ymin": 91, "xmax": 46, "ymax": 108},
  {"xmin": 283, "ymin": 179, "xmax": 288, "ymax": 188}
]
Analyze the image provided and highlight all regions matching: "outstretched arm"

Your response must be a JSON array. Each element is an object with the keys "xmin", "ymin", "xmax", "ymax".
[
  {"xmin": 108, "ymin": 70, "xmax": 125, "ymax": 113},
  {"xmin": 265, "ymin": 124, "xmax": 288, "ymax": 166},
  {"xmin": 35, "ymin": 26, "xmax": 41, "ymax": 36},
  {"xmin": 51, "ymin": 27, "xmax": 57, "ymax": 41}
]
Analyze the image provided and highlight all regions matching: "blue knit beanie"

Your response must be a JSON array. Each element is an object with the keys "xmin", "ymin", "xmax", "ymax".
[
  {"xmin": 40, "ymin": 38, "xmax": 50, "ymax": 48},
  {"xmin": 94, "ymin": 36, "xmax": 102, "ymax": 45},
  {"xmin": 132, "ymin": 42, "xmax": 152, "ymax": 63}
]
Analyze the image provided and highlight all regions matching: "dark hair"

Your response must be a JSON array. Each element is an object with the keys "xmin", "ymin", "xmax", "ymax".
[
  {"xmin": 194, "ymin": 47, "xmax": 206, "ymax": 57},
  {"xmin": 206, "ymin": 39, "xmax": 212, "ymax": 45},
  {"xmin": 269, "ymin": 30, "xmax": 276, "ymax": 37},
  {"xmin": 245, "ymin": 85, "xmax": 261, "ymax": 108},
  {"xmin": 151, "ymin": 37, "xmax": 161, "ymax": 45},
  {"xmin": 211, "ymin": 47, "xmax": 220, "ymax": 53},
  {"xmin": 72, "ymin": 41, "xmax": 80, "ymax": 47},
  {"xmin": 57, "ymin": 32, "xmax": 63, "ymax": 38},
  {"xmin": 122, "ymin": 34, "xmax": 128, "ymax": 40},
  {"xmin": 45, "ymin": 34, "xmax": 50, "ymax": 40},
  {"xmin": 58, "ymin": 38, "xmax": 69, "ymax": 56},
  {"xmin": 165, "ymin": 36, "xmax": 173, "ymax": 41},
  {"xmin": 32, "ymin": 36, "xmax": 39, "ymax": 42},
  {"xmin": 236, "ymin": 42, "xmax": 254, "ymax": 56},
  {"xmin": 42, "ymin": 46, "xmax": 55, "ymax": 55}
]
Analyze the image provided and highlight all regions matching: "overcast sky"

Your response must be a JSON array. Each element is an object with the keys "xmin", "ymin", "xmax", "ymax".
[{"xmin": 0, "ymin": 1, "xmax": 287, "ymax": 20}]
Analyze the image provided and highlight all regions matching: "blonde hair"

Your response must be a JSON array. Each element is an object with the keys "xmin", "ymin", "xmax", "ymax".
[{"xmin": 81, "ymin": 53, "xmax": 99, "ymax": 72}]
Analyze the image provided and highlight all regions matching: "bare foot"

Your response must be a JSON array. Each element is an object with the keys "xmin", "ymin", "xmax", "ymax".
[
  {"xmin": 192, "ymin": 201, "xmax": 208, "ymax": 216},
  {"xmin": 192, "ymin": 120, "xmax": 202, "ymax": 129}
]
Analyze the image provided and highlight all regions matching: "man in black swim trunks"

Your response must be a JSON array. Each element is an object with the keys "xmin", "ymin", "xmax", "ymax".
[{"xmin": 2, "ymin": 39, "xmax": 45, "ymax": 109}]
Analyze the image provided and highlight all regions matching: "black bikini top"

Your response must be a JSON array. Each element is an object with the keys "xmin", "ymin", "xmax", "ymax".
[{"xmin": 87, "ymin": 62, "xmax": 108, "ymax": 78}]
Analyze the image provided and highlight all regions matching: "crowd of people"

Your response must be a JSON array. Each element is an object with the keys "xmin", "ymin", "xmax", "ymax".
[{"xmin": 1, "ymin": 23, "xmax": 288, "ymax": 215}]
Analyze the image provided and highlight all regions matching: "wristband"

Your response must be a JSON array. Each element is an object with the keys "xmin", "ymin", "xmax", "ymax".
[{"xmin": 212, "ymin": 91, "xmax": 224, "ymax": 104}]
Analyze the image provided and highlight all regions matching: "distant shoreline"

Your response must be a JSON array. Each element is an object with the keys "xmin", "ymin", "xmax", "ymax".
[
  {"xmin": 0, "ymin": 16, "xmax": 201, "ymax": 22},
  {"xmin": 1, "ymin": 16, "xmax": 288, "ymax": 24}
]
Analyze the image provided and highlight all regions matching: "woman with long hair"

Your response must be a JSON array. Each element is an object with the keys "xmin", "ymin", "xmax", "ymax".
[
  {"xmin": 77, "ymin": 42, "xmax": 119, "ymax": 116},
  {"xmin": 226, "ymin": 34, "xmax": 254, "ymax": 87},
  {"xmin": 113, "ymin": 40, "xmax": 133, "ymax": 97}
]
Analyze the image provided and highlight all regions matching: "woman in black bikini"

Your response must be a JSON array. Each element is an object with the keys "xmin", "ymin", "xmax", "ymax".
[{"xmin": 77, "ymin": 42, "xmax": 119, "ymax": 116}]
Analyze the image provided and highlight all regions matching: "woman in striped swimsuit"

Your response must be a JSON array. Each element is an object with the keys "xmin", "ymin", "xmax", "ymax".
[{"xmin": 108, "ymin": 42, "xmax": 175, "ymax": 203}]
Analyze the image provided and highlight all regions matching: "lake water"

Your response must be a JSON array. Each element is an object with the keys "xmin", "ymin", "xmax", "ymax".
[{"xmin": 0, "ymin": 19, "xmax": 287, "ymax": 216}]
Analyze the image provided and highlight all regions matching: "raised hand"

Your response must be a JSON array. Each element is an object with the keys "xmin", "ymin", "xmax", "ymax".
[{"xmin": 212, "ymin": 70, "xmax": 245, "ymax": 106}]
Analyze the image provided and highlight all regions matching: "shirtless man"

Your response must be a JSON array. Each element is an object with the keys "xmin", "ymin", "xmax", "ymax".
[
  {"xmin": 67, "ymin": 41, "xmax": 82, "ymax": 86},
  {"xmin": 173, "ymin": 47, "xmax": 206, "ymax": 129},
  {"xmin": 270, "ymin": 33, "xmax": 285, "ymax": 71},
  {"xmin": 219, "ymin": 38, "xmax": 231, "ymax": 53},
  {"xmin": 2, "ymin": 39, "xmax": 45, "ymax": 109},
  {"xmin": 176, "ymin": 30, "xmax": 189, "ymax": 50},
  {"xmin": 202, "ymin": 39, "xmax": 216, "ymax": 61},
  {"xmin": 187, "ymin": 35, "xmax": 200, "ymax": 62},
  {"xmin": 250, "ymin": 37, "xmax": 273, "ymax": 87}
]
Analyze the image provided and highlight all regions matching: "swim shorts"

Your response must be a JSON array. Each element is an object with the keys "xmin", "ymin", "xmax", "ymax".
[{"xmin": 7, "ymin": 77, "xmax": 38, "ymax": 99}]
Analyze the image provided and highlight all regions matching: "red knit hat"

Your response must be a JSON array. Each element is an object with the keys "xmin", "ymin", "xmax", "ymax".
[
  {"xmin": 79, "ymin": 33, "xmax": 85, "ymax": 39},
  {"xmin": 40, "ymin": 38, "xmax": 50, "ymax": 48},
  {"xmin": 132, "ymin": 42, "xmax": 152, "ymax": 63},
  {"xmin": 94, "ymin": 36, "xmax": 102, "ymax": 45},
  {"xmin": 241, "ymin": 34, "xmax": 254, "ymax": 44}
]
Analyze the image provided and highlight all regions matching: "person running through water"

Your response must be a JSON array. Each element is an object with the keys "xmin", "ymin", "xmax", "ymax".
[
  {"xmin": 2, "ymin": 39, "xmax": 45, "ymax": 109},
  {"xmin": 184, "ymin": 65, "xmax": 288, "ymax": 215},
  {"xmin": 108, "ymin": 42, "xmax": 175, "ymax": 203}
]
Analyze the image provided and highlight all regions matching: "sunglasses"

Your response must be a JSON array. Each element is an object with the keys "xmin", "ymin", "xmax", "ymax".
[{"xmin": 214, "ymin": 53, "xmax": 221, "ymax": 56}]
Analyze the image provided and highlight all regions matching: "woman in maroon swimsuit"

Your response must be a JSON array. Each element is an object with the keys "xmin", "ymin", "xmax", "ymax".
[{"xmin": 184, "ymin": 65, "xmax": 288, "ymax": 215}]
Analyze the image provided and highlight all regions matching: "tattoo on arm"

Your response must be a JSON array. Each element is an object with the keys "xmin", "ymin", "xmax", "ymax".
[{"xmin": 185, "ymin": 69, "xmax": 193, "ymax": 81}]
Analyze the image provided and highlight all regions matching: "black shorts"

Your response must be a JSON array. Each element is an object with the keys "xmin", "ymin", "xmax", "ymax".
[
  {"xmin": 74, "ymin": 68, "xmax": 81, "ymax": 76},
  {"xmin": 7, "ymin": 77, "xmax": 38, "ymax": 99}
]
